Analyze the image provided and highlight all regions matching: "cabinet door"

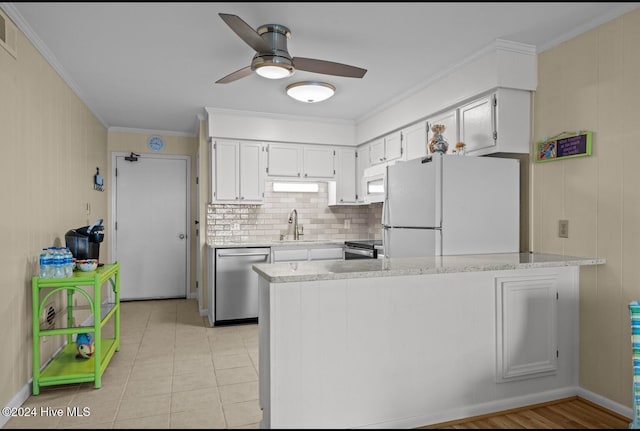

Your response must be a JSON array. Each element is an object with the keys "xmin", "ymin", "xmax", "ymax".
[
  {"xmin": 303, "ymin": 146, "xmax": 335, "ymax": 178},
  {"xmin": 309, "ymin": 247, "xmax": 344, "ymax": 260},
  {"xmin": 272, "ymin": 248, "xmax": 309, "ymax": 262},
  {"xmin": 356, "ymin": 144, "xmax": 370, "ymax": 203},
  {"xmin": 495, "ymin": 274, "xmax": 558, "ymax": 382},
  {"xmin": 267, "ymin": 144, "xmax": 301, "ymax": 177},
  {"xmin": 336, "ymin": 147, "xmax": 357, "ymax": 203},
  {"xmin": 214, "ymin": 140, "xmax": 239, "ymax": 201},
  {"xmin": 459, "ymin": 94, "xmax": 496, "ymax": 155},
  {"xmin": 239, "ymin": 142, "xmax": 264, "ymax": 201},
  {"xmin": 369, "ymin": 138, "xmax": 385, "ymax": 165},
  {"xmin": 426, "ymin": 109, "xmax": 457, "ymax": 155},
  {"xmin": 384, "ymin": 130, "xmax": 403, "ymax": 162},
  {"xmin": 403, "ymin": 121, "xmax": 428, "ymax": 161}
]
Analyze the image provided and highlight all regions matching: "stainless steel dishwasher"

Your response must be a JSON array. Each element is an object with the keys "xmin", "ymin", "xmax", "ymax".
[{"xmin": 214, "ymin": 247, "xmax": 270, "ymax": 326}]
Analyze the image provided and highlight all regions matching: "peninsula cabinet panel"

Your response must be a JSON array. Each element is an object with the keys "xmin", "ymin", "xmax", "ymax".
[{"xmin": 495, "ymin": 273, "xmax": 560, "ymax": 382}]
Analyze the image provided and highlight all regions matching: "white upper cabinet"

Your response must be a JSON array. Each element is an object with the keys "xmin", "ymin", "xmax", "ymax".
[
  {"xmin": 212, "ymin": 139, "xmax": 264, "ymax": 203},
  {"xmin": 369, "ymin": 130, "xmax": 403, "ymax": 165},
  {"xmin": 425, "ymin": 110, "xmax": 458, "ymax": 155},
  {"xmin": 328, "ymin": 147, "xmax": 357, "ymax": 205},
  {"xmin": 266, "ymin": 143, "xmax": 301, "ymax": 177},
  {"xmin": 356, "ymin": 143, "xmax": 370, "ymax": 204},
  {"xmin": 459, "ymin": 95, "xmax": 495, "ymax": 155},
  {"xmin": 459, "ymin": 88, "xmax": 531, "ymax": 156},
  {"xmin": 402, "ymin": 121, "xmax": 428, "ymax": 161},
  {"xmin": 303, "ymin": 146, "xmax": 335, "ymax": 178},
  {"xmin": 267, "ymin": 143, "xmax": 335, "ymax": 179}
]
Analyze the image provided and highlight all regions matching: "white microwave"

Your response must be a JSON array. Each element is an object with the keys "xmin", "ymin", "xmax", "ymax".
[{"xmin": 363, "ymin": 161, "xmax": 395, "ymax": 203}]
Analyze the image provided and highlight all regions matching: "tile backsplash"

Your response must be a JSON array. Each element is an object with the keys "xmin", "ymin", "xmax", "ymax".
[{"xmin": 206, "ymin": 181, "xmax": 382, "ymax": 244}]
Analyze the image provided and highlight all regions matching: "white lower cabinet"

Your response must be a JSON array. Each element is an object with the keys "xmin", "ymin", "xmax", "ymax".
[
  {"xmin": 271, "ymin": 244, "xmax": 344, "ymax": 263},
  {"xmin": 258, "ymin": 266, "xmax": 578, "ymax": 429},
  {"xmin": 495, "ymin": 273, "xmax": 559, "ymax": 382}
]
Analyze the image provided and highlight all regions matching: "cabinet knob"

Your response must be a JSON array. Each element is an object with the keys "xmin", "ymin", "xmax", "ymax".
[
  {"xmin": 304, "ymin": 173, "xmax": 308, "ymax": 177},
  {"xmin": 379, "ymin": 157, "xmax": 384, "ymax": 161},
  {"xmin": 240, "ymin": 196, "xmax": 245, "ymax": 200},
  {"xmin": 298, "ymin": 173, "xmax": 301, "ymax": 177}
]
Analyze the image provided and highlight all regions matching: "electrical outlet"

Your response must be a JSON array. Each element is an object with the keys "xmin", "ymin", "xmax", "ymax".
[
  {"xmin": 344, "ymin": 219, "xmax": 351, "ymax": 229},
  {"xmin": 559, "ymin": 219, "xmax": 569, "ymax": 238}
]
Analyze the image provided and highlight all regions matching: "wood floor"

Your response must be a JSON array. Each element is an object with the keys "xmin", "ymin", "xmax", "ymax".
[{"xmin": 420, "ymin": 397, "xmax": 632, "ymax": 429}]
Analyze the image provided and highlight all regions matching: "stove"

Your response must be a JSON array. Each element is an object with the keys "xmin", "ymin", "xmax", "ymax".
[{"xmin": 344, "ymin": 239, "xmax": 383, "ymax": 260}]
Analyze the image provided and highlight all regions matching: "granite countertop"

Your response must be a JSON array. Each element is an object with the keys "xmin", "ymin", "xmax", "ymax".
[
  {"xmin": 208, "ymin": 240, "xmax": 347, "ymax": 249},
  {"xmin": 252, "ymin": 252, "xmax": 606, "ymax": 283}
]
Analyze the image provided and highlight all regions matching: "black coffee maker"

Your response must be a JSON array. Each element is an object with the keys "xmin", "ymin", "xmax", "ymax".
[{"xmin": 65, "ymin": 219, "xmax": 104, "ymax": 262}]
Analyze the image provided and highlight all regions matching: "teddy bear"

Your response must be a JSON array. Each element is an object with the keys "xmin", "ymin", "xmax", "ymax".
[{"xmin": 428, "ymin": 123, "xmax": 449, "ymax": 154}]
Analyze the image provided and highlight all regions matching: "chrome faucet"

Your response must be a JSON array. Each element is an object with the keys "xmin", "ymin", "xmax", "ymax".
[{"xmin": 288, "ymin": 208, "xmax": 299, "ymax": 240}]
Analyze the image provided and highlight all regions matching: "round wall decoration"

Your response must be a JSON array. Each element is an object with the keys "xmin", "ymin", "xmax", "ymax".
[{"xmin": 147, "ymin": 135, "xmax": 165, "ymax": 152}]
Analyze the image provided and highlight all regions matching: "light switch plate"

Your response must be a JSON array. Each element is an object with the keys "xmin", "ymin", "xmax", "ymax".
[{"xmin": 559, "ymin": 220, "xmax": 569, "ymax": 238}]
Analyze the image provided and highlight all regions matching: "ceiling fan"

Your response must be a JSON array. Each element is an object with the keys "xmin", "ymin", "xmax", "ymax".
[{"xmin": 215, "ymin": 13, "xmax": 367, "ymax": 84}]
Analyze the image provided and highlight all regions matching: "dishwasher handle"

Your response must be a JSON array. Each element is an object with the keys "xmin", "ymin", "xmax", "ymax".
[{"xmin": 217, "ymin": 251, "xmax": 271, "ymax": 258}]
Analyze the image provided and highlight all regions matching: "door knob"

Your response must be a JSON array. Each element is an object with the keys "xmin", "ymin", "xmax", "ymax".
[{"xmin": 179, "ymin": 234, "xmax": 185, "ymax": 239}]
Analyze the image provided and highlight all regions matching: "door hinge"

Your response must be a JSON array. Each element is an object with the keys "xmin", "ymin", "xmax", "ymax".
[
  {"xmin": 115, "ymin": 221, "xmax": 118, "ymax": 231},
  {"xmin": 333, "ymin": 169, "xmax": 336, "ymax": 175},
  {"xmin": 493, "ymin": 131, "xmax": 498, "ymax": 141},
  {"xmin": 196, "ymin": 281, "xmax": 199, "ymax": 289},
  {"xmin": 115, "ymin": 168, "xmax": 118, "ymax": 177},
  {"xmin": 213, "ymin": 143, "xmax": 216, "ymax": 150},
  {"xmin": 266, "ymin": 167, "xmax": 269, "ymax": 174},
  {"xmin": 355, "ymin": 151, "xmax": 358, "ymax": 158},
  {"xmin": 196, "ymin": 176, "xmax": 199, "ymax": 185},
  {"xmin": 556, "ymin": 349, "xmax": 559, "ymax": 358},
  {"xmin": 333, "ymin": 150, "xmax": 336, "ymax": 156},
  {"xmin": 493, "ymin": 94, "xmax": 497, "ymax": 107},
  {"xmin": 195, "ymin": 228, "xmax": 199, "ymax": 237},
  {"xmin": 556, "ymin": 291, "xmax": 559, "ymax": 300}
]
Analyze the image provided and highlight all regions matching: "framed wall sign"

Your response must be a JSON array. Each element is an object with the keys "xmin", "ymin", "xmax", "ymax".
[{"xmin": 536, "ymin": 131, "xmax": 592, "ymax": 163}]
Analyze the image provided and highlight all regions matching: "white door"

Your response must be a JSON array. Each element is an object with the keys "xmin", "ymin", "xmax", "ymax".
[{"xmin": 113, "ymin": 153, "xmax": 189, "ymax": 300}]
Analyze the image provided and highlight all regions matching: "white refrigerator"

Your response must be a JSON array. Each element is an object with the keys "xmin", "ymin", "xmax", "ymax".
[{"xmin": 382, "ymin": 154, "xmax": 519, "ymax": 258}]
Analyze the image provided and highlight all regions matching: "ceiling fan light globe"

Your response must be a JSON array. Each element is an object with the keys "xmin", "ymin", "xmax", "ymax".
[
  {"xmin": 255, "ymin": 65, "xmax": 292, "ymax": 79},
  {"xmin": 286, "ymin": 81, "xmax": 335, "ymax": 103},
  {"xmin": 252, "ymin": 55, "xmax": 294, "ymax": 79}
]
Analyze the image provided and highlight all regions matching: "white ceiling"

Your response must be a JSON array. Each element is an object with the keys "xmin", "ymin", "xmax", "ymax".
[{"xmin": 4, "ymin": 2, "xmax": 639, "ymax": 136}]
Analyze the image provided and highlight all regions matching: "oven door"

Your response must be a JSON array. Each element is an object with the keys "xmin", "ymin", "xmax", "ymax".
[{"xmin": 344, "ymin": 246, "xmax": 376, "ymax": 260}]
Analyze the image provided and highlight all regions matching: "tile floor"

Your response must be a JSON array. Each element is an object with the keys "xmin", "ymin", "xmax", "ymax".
[{"xmin": 5, "ymin": 298, "xmax": 262, "ymax": 429}]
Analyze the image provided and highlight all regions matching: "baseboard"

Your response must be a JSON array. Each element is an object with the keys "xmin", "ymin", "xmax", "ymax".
[
  {"xmin": 381, "ymin": 387, "xmax": 580, "ymax": 429},
  {"xmin": 1, "ymin": 381, "xmax": 31, "ymax": 428},
  {"xmin": 577, "ymin": 386, "xmax": 634, "ymax": 421}
]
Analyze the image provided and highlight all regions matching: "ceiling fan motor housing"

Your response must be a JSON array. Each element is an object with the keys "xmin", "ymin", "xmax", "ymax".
[{"xmin": 251, "ymin": 23, "xmax": 295, "ymax": 73}]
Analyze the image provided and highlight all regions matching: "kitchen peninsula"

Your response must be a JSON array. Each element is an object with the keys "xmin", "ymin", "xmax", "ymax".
[{"xmin": 253, "ymin": 252, "xmax": 605, "ymax": 429}]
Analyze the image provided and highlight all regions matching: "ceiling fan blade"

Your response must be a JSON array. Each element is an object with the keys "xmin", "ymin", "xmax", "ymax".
[
  {"xmin": 215, "ymin": 66, "xmax": 253, "ymax": 84},
  {"xmin": 293, "ymin": 57, "xmax": 367, "ymax": 78},
  {"xmin": 219, "ymin": 13, "xmax": 271, "ymax": 53}
]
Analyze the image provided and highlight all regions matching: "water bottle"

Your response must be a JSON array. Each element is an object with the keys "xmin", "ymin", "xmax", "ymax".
[
  {"xmin": 63, "ymin": 247, "xmax": 73, "ymax": 277},
  {"xmin": 53, "ymin": 247, "xmax": 65, "ymax": 278},
  {"xmin": 39, "ymin": 249, "xmax": 50, "ymax": 278}
]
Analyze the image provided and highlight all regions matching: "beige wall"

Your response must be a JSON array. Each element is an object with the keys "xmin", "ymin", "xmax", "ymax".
[
  {"xmin": 107, "ymin": 131, "xmax": 199, "ymax": 298},
  {"xmin": 0, "ymin": 10, "xmax": 108, "ymax": 409},
  {"xmin": 532, "ymin": 7, "xmax": 640, "ymax": 409}
]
